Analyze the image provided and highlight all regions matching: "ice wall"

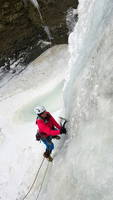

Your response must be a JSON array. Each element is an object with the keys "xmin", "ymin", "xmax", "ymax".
[{"xmin": 63, "ymin": 0, "xmax": 113, "ymax": 199}]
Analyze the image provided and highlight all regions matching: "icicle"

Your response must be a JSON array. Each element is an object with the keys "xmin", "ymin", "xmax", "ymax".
[
  {"xmin": 30, "ymin": 0, "xmax": 43, "ymax": 22},
  {"xmin": 29, "ymin": 0, "xmax": 53, "ymax": 42}
]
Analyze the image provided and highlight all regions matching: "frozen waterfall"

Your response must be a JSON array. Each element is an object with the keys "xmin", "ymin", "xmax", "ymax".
[
  {"xmin": 0, "ymin": 0, "xmax": 113, "ymax": 200},
  {"xmin": 63, "ymin": 0, "xmax": 113, "ymax": 199}
]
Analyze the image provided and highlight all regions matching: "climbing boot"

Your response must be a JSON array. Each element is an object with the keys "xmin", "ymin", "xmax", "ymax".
[
  {"xmin": 43, "ymin": 151, "xmax": 49, "ymax": 158},
  {"xmin": 43, "ymin": 152, "xmax": 53, "ymax": 162},
  {"xmin": 47, "ymin": 155, "xmax": 53, "ymax": 162}
]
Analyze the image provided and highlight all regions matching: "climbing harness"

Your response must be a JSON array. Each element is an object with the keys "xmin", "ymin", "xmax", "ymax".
[{"xmin": 22, "ymin": 157, "xmax": 45, "ymax": 200}]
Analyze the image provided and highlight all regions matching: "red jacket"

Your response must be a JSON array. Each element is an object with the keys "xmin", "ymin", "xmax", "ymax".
[{"xmin": 36, "ymin": 112, "xmax": 61, "ymax": 137}]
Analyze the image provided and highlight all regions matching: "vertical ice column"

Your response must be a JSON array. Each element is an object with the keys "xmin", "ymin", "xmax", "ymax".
[
  {"xmin": 30, "ymin": 0, "xmax": 43, "ymax": 22},
  {"xmin": 29, "ymin": 0, "xmax": 53, "ymax": 41}
]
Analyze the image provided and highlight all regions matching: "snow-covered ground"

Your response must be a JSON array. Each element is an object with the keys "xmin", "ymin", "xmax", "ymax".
[{"xmin": 0, "ymin": 45, "xmax": 69, "ymax": 200}]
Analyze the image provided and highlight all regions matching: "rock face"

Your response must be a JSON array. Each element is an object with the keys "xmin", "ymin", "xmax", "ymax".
[{"xmin": 0, "ymin": 0, "xmax": 78, "ymax": 69}]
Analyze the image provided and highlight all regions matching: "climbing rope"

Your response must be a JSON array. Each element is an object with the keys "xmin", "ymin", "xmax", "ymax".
[
  {"xmin": 36, "ymin": 161, "xmax": 49, "ymax": 200},
  {"xmin": 22, "ymin": 157, "xmax": 45, "ymax": 200}
]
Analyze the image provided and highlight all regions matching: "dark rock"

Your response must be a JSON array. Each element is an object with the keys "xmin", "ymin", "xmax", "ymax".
[{"xmin": 0, "ymin": 0, "xmax": 78, "ymax": 71}]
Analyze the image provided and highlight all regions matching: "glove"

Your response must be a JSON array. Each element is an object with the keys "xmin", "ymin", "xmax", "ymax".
[
  {"xmin": 35, "ymin": 132, "xmax": 41, "ymax": 141},
  {"xmin": 60, "ymin": 127, "xmax": 67, "ymax": 134}
]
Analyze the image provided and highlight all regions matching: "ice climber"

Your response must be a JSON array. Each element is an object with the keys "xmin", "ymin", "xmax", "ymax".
[{"xmin": 34, "ymin": 105, "xmax": 66, "ymax": 161}]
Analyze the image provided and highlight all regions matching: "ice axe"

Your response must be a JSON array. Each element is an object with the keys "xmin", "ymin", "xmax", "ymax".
[{"xmin": 59, "ymin": 116, "xmax": 69, "ymax": 128}]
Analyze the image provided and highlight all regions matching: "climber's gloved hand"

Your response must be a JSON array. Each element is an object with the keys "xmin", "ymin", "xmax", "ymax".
[{"xmin": 60, "ymin": 127, "xmax": 67, "ymax": 134}]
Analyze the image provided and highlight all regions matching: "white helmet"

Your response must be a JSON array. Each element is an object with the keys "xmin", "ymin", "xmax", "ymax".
[{"xmin": 34, "ymin": 105, "xmax": 46, "ymax": 115}]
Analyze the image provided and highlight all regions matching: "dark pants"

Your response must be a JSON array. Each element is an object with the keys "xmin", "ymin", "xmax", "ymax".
[{"xmin": 41, "ymin": 136, "xmax": 54, "ymax": 154}]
